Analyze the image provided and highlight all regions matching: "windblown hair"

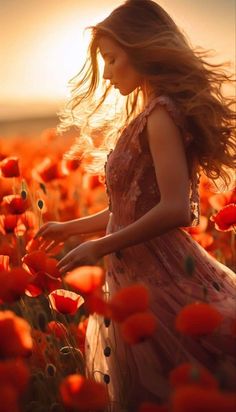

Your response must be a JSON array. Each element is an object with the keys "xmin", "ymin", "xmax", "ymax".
[{"xmin": 59, "ymin": 0, "xmax": 235, "ymax": 189}]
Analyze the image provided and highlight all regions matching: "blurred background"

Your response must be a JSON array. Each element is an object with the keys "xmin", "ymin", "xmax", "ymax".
[{"xmin": 0, "ymin": 0, "xmax": 235, "ymax": 137}]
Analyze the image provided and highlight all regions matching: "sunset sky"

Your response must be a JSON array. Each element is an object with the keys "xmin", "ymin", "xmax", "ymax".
[{"xmin": 0, "ymin": 0, "xmax": 235, "ymax": 120}]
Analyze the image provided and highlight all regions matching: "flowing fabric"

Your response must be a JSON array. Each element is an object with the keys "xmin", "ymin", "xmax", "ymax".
[{"xmin": 85, "ymin": 96, "xmax": 236, "ymax": 411}]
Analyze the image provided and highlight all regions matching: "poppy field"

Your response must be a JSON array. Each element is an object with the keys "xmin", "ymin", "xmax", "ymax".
[{"xmin": 0, "ymin": 128, "xmax": 235, "ymax": 412}]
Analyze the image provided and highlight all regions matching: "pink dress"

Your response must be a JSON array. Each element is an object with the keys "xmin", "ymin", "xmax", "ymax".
[{"xmin": 85, "ymin": 96, "xmax": 236, "ymax": 411}]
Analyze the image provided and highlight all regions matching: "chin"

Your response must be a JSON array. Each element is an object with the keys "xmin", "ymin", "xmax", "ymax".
[
  {"xmin": 119, "ymin": 88, "xmax": 136, "ymax": 96},
  {"xmin": 119, "ymin": 90, "xmax": 129, "ymax": 96}
]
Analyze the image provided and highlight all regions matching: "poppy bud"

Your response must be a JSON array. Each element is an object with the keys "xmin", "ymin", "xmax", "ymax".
[
  {"xmin": 0, "ymin": 156, "xmax": 20, "ymax": 177},
  {"xmin": 104, "ymin": 318, "xmax": 111, "ymax": 327},
  {"xmin": 37, "ymin": 199, "xmax": 44, "ymax": 210},
  {"xmin": 103, "ymin": 374, "xmax": 110, "ymax": 384},
  {"xmin": 103, "ymin": 346, "xmax": 111, "ymax": 357},
  {"xmin": 21, "ymin": 190, "xmax": 27, "ymax": 200}
]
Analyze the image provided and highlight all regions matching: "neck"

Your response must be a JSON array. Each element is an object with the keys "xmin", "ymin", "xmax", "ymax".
[{"xmin": 141, "ymin": 82, "xmax": 157, "ymax": 107}]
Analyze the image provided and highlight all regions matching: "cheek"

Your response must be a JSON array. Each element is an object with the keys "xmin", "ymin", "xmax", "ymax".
[
  {"xmin": 114, "ymin": 59, "xmax": 129, "ymax": 76},
  {"xmin": 116, "ymin": 61, "xmax": 140, "ymax": 84}
]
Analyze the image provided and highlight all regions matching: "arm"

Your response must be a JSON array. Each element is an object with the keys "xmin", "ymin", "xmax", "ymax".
[
  {"xmin": 98, "ymin": 106, "xmax": 191, "ymax": 256},
  {"xmin": 57, "ymin": 106, "xmax": 193, "ymax": 274},
  {"xmin": 66, "ymin": 207, "xmax": 110, "ymax": 236},
  {"xmin": 35, "ymin": 207, "xmax": 110, "ymax": 244}
]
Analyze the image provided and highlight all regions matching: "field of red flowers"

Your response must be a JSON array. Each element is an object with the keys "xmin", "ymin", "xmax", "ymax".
[{"xmin": 0, "ymin": 128, "xmax": 235, "ymax": 412}]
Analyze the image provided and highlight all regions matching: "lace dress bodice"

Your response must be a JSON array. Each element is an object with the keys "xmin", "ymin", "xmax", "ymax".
[{"xmin": 104, "ymin": 95, "xmax": 200, "ymax": 229}]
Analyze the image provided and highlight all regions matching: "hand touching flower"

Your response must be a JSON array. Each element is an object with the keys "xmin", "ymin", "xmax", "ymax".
[
  {"xmin": 34, "ymin": 221, "xmax": 75, "ymax": 252},
  {"xmin": 57, "ymin": 240, "xmax": 104, "ymax": 275}
]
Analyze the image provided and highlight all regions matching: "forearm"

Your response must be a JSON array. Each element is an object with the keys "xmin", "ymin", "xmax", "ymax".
[
  {"xmin": 98, "ymin": 202, "xmax": 190, "ymax": 255},
  {"xmin": 67, "ymin": 207, "xmax": 110, "ymax": 236}
]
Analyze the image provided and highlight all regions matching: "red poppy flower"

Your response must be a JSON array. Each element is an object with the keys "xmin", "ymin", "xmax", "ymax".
[
  {"xmin": 169, "ymin": 363, "xmax": 219, "ymax": 389},
  {"xmin": 183, "ymin": 215, "xmax": 214, "ymax": 249},
  {"xmin": 18, "ymin": 210, "xmax": 37, "ymax": 230},
  {"xmin": 190, "ymin": 232, "xmax": 214, "ymax": 249},
  {"xmin": 45, "ymin": 257, "xmax": 61, "ymax": 277},
  {"xmin": 185, "ymin": 215, "xmax": 208, "ymax": 235},
  {"xmin": 83, "ymin": 174, "xmax": 103, "ymax": 190},
  {"xmin": 0, "ymin": 213, "xmax": 31, "ymax": 237},
  {"xmin": 0, "ymin": 358, "xmax": 30, "ymax": 394},
  {"xmin": 48, "ymin": 289, "xmax": 84, "ymax": 315},
  {"xmin": 0, "ymin": 239, "xmax": 16, "ymax": 265},
  {"xmin": 171, "ymin": 385, "xmax": 236, "ymax": 412},
  {"xmin": 46, "ymin": 320, "xmax": 67, "ymax": 340},
  {"xmin": 2, "ymin": 194, "xmax": 29, "ymax": 214},
  {"xmin": 0, "ymin": 311, "xmax": 32, "ymax": 358},
  {"xmin": 65, "ymin": 266, "xmax": 105, "ymax": 295},
  {"xmin": 209, "ymin": 188, "xmax": 236, "ymax": 211},
  {"xmin": 0, "ymin": 157, "xmax": 20, "ymax": 178},
  {"xmin": 34, "ymin": 157, "xmax": 64, "ymax": 183},
  {"xmin": 109, "ymin": 284, "xmax": 150, "ymax": 322},
  {"xmin": 61, "ymin": 158, "xmax": 81, "ymax": 173},
  {"xmin": 0, "ymin": 214, "xmax": 18, "ymax": 234},
  {"xmin": 26, "ymin": 274, "xmax": 62, "ymax": 297},
  {"xmin": 211, "ymin": 203, "xmax": 236, "ymax": 231},
  {"xmin": 60, "ymin": 374, "xmax": 109, "ymax": 411},
  {"xmin": 85, "ymin": 292, "xmax": 111, "ymax": 317},
  {"xmin": 175, "ymin": 302, "xmax": 223, "ymax": 337},
  {"xmin": 139, "ymin": 403, "xmax": 169, "ymax": 412},
  {"xmin": 0, "ymin": 267, "xmax": 33, "ymax": 303},
  {"xmin": 0, "ymin": 255, "xmax": 9, "ymax": 271},
  {"xmin": 0, "ymin": 384, "xmax": 19, "ymax": 412},
  {"xmin": 120, "ymin": 311, "xmax": 157, "ymax": 344},
  {"xmin": 22, "ymin": 250, "xmax": 47, "ymax": 274},
  {"xmin": 22, "ymin": 251, "xmax": 62, "ymax": 296}
]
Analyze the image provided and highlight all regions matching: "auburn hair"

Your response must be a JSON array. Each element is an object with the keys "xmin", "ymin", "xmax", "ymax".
[{"xmin": 58, "ymin": 0, "xmax": 235, "ymax": 190}]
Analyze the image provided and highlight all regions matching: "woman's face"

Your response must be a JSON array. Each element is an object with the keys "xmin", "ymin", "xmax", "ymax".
[{"xmin": 98, "ymin": 36, "xmax": 143, "ymax": 95}]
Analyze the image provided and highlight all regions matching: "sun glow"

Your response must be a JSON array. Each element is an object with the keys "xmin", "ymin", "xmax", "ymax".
[
  {"xmin": 0, "ymin": 4, "xmax": 112, "ymax": 119},
  {"xmin": 1, "ymin": 0, "xmax": 235, "ymax": 120}
]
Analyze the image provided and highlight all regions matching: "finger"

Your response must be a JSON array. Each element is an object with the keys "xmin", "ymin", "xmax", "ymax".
[
  {"xmin": 58, "ymin": 264, "xmax": 73, "ymax": 275},
  {"xmin": 38, "ymin": 239, "xmax": 49, "ymax": 250},
  {"xmin": 34, "ymin": 229, "xmax": 49, "ymax": 240},
  {"xmin": 39, "ymin": 238, "xmax": 54, "ymax": 251},
  {"xmin": 57, "ymin": 255, "xmax": 71, "ymax": 270},
  {"xmin": 34, "ymin": 225, "xmax": 49, "ymax": 239},
  {"xmin": 45, "ymin": 240, "xmax": 56, "ymax": 252}
]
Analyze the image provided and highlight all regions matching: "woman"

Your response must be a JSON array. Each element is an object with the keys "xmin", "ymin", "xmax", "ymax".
[{"xmin": 36, "ymin": 1, "xmax": 236, "ymax": 410}]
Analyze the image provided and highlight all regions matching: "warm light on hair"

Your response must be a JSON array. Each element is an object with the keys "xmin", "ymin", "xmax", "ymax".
[{"xmin": 58, "ymin": 0, "xmax": 235, "ymax": 190}]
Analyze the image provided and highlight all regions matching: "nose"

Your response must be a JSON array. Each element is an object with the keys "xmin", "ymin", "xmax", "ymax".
[{"xmin": 103, "ymin": 63, "xmax": 112, "ymax": 80}]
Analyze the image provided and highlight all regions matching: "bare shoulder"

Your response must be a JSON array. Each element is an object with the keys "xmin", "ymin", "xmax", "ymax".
[
  {"xmin": 144, "ymin": 104, "xmax": 190, "ymax": 211},
  {"xmin": 146, "ymin": 105, "xmax": 183, "ymax": 148}
]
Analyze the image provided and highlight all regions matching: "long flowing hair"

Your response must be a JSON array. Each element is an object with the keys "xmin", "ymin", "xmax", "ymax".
[{"xmin": 58, "ymin": 0, "xmax": 235, "ymax": 189}]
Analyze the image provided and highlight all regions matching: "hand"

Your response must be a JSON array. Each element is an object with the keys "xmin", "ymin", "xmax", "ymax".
[
  {"xmin": 34, "ymin": 221, "xmax": 73, "ymax": 252},
  {"xmin": 57, "ymin": 239, "xmax": 104, "ymax": 275}
]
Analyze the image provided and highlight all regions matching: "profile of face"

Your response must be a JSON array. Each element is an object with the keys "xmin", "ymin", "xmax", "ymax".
[{"xmin": 98, "ymin": 36, "xmax": 143, "ymax": 96}]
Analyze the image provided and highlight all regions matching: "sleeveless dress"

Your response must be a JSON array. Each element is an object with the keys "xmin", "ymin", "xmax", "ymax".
[{"xmin": 85, "ymin": 96, "xmax": 236, "ymax": 411}]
